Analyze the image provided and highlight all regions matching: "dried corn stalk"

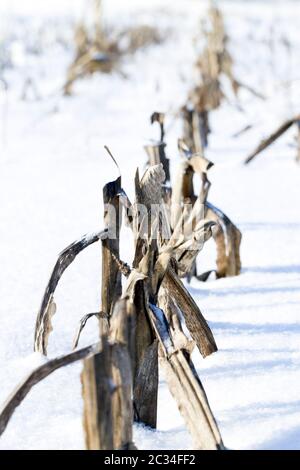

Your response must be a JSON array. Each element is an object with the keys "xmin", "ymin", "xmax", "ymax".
[
  {"xmin": 82, "ymin": 298, "xmax": 137, "ymax": 450},
  {"xmin": 171, "ymin": 140, "xmax": 241, "ymax": 279},
  {"xmin": 0, "ymin": 343, "xmax": 100, "ymax": 437},
  {"xmin": 129, "ymin": 164, "xmax": 167, "ymax": 428},
  {"xmin": 152, "ymin": 293, "xmax": 223, "ymax": 450},
  {"xmin": 206, "ymin": 202, "xmax": 242, "ymax": 277},
  {"xmin": 5, "ymin": 126, "xmax": 228, "ymax": 453},
  {"xmin": 34, "ymin": 229, "xmax": 108, "ymax": 355},
  {"xmin": 117, "ymin": 177, "xmax": 221, "ymax": 448},
  {"xmin": 64, "ymin": 3, "xmax": 162, "ymax": 95},
  {"xmin": 245, "ymin": 115, "xmax": 300, "ymax": 164}
]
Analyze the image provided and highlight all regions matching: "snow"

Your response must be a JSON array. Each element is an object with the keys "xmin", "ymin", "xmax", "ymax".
[{"xmin": 0, "ymin": 0, "xmax": 300, "ymax": 450}]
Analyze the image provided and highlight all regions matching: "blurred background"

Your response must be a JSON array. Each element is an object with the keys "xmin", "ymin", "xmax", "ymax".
[{"xmin": 0, "ymin": 0, "xmax": 300, "ymax": 451}]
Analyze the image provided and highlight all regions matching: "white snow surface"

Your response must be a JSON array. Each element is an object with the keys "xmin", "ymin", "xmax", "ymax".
[{"xmin": 0, "ymin": 0, "xmax": 300, "ymax": 450}]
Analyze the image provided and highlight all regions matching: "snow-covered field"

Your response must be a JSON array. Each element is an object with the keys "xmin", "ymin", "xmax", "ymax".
[{"xmin": 0, "ymin": 0, "xmax": 300, "ymax": 450}]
